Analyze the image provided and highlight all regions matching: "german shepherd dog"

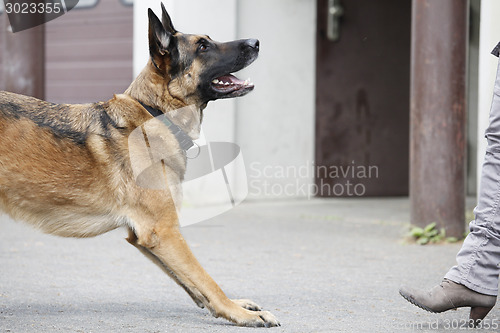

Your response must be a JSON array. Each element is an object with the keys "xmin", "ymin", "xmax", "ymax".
[{"xmin": 0, "ymin": 4, "xmax": 279, "ymax": 328}]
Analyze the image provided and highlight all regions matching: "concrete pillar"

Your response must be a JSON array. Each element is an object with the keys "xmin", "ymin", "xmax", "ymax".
[{"xmin": 410, "ymin": 0, "xmax": 468, "ymax": 238}]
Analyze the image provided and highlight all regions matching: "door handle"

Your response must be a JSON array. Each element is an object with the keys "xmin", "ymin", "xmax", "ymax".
[{"xmin": 327, "ymin": 0, "xmax": 343, "ymax": 42}]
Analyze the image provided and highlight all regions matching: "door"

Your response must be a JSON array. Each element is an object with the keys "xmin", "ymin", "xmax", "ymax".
[{"xmin": 315, "ymin": 0, "xmax": 411, "ymax": 196}]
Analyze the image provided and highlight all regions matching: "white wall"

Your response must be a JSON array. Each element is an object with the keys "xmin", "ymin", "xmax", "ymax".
[
  {"xmin": 133, "ymin": 0, "xmax": 317, "ymax": 201},
  {"xmin": 235, "ymin": 0, "xmax": 317, "ymax": 200},
  {"xmin": 477, "ymin": 0, "xmax": 500, "ymax": 194}
]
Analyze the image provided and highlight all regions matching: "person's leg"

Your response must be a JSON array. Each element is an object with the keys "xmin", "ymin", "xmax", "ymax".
[
  {"xmin": 400, "ymin": 45, "xmax": 500, "ymax": 326},
  {"xmin": 444, "ymin": 53, "xmax": 500, "ymax": 296}
]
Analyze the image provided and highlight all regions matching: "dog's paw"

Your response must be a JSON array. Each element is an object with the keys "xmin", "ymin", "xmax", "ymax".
[
  {"xmin": 236, "ymin": 310, "xmax": 280, "ymax": 328},
  {"xmin": 231, "ymin": 298, "xmax": 262, "ymax": 311}
]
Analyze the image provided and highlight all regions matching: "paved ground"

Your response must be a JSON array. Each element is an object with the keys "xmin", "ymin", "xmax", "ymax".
[{"xmin": 0, "ymin": 197, "xmax": 497, "ymax": 332}]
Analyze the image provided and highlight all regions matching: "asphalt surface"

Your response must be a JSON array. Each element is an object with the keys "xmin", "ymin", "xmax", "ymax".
[{"xmin": 1, "ymin": 197, "xmax": 497, "ymax": 332}]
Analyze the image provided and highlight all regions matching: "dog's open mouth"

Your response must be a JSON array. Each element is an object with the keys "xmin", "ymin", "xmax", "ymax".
[{"xmin": 211, "ymin": 74, "xmax": 254, "ymax": 96}]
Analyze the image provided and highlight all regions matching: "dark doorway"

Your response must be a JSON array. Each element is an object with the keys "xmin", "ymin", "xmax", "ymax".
[{"xmin": 315, "ymin": 0, "xmax": 411, "ymax": 197}]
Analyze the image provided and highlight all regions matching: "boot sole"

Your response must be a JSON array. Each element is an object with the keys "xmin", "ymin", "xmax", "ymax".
[{"xmin": 399, "ymin": 289, "xmax": 447, "ymax": 313}]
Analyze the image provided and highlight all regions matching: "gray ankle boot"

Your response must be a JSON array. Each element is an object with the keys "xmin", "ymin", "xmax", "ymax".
[{"xmin": 400, "ymin": 279, "xmax": 496, "ymax": 327}]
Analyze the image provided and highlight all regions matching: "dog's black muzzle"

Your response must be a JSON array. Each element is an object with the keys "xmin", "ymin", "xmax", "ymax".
[{"xmin": 200, "ymin": 38, "xmax": 260, "ymax": 102}]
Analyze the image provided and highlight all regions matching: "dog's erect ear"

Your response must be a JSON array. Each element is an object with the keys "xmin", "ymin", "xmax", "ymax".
[
  {"xmin": 161, "ymin": 3, "xmax": 176, "ymax": 34},
  {"xmin": 148, "ymin": 8, "xmax": 172, "ymax": 69}
]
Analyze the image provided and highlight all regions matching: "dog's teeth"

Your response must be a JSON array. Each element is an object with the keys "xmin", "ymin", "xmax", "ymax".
[
  {"xmin": 212, "ymin": 79, "xmax": 219, "ymax": 84},
  {"xmin": 224, "ymin": 82, "xmax": 230, "ymax": 85}
]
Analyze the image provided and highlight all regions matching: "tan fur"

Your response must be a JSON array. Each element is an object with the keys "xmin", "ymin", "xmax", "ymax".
[{"xmin": 0, "ymin": 5, "xmax": 277, "ymax": 328}]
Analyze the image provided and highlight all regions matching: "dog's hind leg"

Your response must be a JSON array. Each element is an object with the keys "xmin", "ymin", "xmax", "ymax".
[{"xmin": 126, "ymin": 228, "xmax": 205, "ymax": 309}]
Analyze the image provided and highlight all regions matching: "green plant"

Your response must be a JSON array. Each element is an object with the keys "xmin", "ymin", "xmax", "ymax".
[{"xmin": 409, "ymin": 222, "xmax": 459, "ymax": 245}]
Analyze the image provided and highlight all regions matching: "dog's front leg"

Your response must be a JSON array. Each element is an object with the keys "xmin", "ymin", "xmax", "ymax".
[
  {"xmin": 126, "ymin": 229, "xmax": 205, "ymax": 309},
  {"xmin": 129, "ymin": 212, "xmax": 279, "ymax": 327},
  {"xmin": 128, "ymin": 229, "xmax": 266, "ymax": 312}
]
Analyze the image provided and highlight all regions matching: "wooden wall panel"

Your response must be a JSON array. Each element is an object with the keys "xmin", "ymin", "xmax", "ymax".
[{"xmin": 46, "ymin": 1, "xmax": 133, "ymax": 103}]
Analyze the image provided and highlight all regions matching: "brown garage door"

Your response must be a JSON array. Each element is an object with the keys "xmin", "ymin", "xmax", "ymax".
[
  {"xmin": 45, "ymin": 0, "xmax": 133, "ymax": 104},
  {"xmin": 315, "ymin": 0, "xmax": 411, "ymax": 197}
]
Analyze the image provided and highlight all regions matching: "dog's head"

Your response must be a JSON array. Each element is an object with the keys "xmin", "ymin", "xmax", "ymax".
[{"xmin": 147, "ymin": 4, "xmax": 259, "ymax": 108}]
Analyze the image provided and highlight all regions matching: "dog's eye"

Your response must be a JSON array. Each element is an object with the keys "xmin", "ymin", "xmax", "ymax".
[
  {"xmin": 198, "ymin": 43, "xmax": 209, "ymax": 52},
  {"xmin": 197, "ymin": 38, "xmax": 211, "ymax": 53}
]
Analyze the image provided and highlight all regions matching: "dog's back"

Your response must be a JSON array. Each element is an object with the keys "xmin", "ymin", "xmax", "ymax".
[{"xmin": 0, "ymin": 91, "xmax": 116, "ymax": 143}]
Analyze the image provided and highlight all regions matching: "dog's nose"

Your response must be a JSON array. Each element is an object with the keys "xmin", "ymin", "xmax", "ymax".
[{"xmin": 244, "ymin": 39, "xmax": 259, "ymax": 51}]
